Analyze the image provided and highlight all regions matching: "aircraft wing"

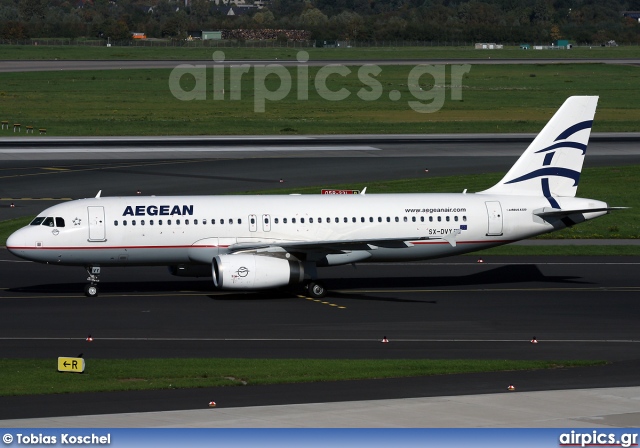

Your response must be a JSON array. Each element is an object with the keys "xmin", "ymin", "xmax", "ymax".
[{"xmin": 229, "ymin": 231, "xmax": 462, "ymax": 254}]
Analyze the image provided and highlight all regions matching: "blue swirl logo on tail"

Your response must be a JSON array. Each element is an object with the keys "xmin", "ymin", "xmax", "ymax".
[{"xmin": 504, "ymin": 120, "xmax": 592, "ymax": 207}]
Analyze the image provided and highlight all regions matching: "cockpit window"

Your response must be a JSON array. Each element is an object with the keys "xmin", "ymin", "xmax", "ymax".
[
  {"xmin": 30, "ymin": 217, "xmax": 45, "ymax": 226},
  {"xmin": 42, "ymin": 217, "xmax": 55, "ymax": 227},
  {"xmin": 55, "ymin": 217, "xmax": 65, "ymax": 227}
]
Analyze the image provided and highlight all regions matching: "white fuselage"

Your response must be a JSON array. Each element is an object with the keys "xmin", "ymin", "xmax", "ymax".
[{"xmin": 6, "ymin": 193, "xmax": 607, "ymax": 267}]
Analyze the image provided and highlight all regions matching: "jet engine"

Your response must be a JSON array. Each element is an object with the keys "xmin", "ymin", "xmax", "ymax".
[{"xmin": 212, "ymin": 254, "xmax": 304, "ymax": 290}]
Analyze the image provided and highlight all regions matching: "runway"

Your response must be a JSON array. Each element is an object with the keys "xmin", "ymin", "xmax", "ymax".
[
  {"xmin": 1, "ymin": 250, "xmax": 640, "ymax": 422},
  {"xmin": 2, "ymin": 58, "xmax": 640, "ymax": 73}
]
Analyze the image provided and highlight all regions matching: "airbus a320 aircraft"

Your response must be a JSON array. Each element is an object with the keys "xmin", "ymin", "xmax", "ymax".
[{"xmin": 7, "ymin": 96, "xmax": 622, "ymax": 298}]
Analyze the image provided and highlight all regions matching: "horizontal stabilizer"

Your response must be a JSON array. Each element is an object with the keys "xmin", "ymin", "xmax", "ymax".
[{"xmin": 534, "ymin": 207, "xmax": 628, "ymax": 218}]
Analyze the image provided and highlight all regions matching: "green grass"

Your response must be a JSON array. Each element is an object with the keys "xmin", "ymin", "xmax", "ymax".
[
  {"xmin": 1, "ymin": 63, "xmax": 640, "ymax": 135},
  {"xmin": 2, "ymin": 165, "xmax": 638, "ymax": 254},
  {"xmin": 2, "ymin": 44, "xmax": 640, "ymax": 60},
  {"xmin": 0, "ymin": 216, "xmax": 32, "ymax": 247},
  {"xmin": 1, "ymin": 358, "xmax": 603, "ymax": 396}
]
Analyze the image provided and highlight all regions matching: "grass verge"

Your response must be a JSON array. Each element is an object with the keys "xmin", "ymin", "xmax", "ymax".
[
  {"xmin": 1, "ymin": 63, "xmax": 640, "ymax": 135},
  {"xmin": 2, "ymin": 358, "xmax": 604, "ymax": 396}
]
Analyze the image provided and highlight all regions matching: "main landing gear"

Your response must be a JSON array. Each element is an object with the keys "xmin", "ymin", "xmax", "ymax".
[
  {"xmin": 306, "ymin": 281, "xmax": 327, "ymax": 299},
  {"xmin": 84, "ymin": 265, "xmax": 100, "ymax": 297}
]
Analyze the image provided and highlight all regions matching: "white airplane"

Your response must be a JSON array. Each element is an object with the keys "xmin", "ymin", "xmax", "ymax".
[{"xmin": 6, "ymin": 96, "xmax": 622, "ymax": 298}]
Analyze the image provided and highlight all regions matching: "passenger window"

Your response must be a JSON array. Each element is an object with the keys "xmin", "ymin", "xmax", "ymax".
[
  {"xmin": 251, "ymin": 217, "xmax": 255, "ymax": 224},
  {"xmin": 284, "ymin": 218, "xmax": 288, "ymax": 224},
  {"xmin": 42, "ymin": 217, "xmax": 54, "ymax": 227},
  {"xmin": 150, "ymin": 220, "xmax": 154, "ymax": 225},
  {"xmin": 386, "ymin": 217, "xmax": 390, "ymax": 223},
  {"xmin": 194, "ymin": 219, "xmax": 198, "ymax": 225},
  {"xmin": 344, "ymin": 217, "xmax": 348, "ymax": 223},
  {"xmin": 420, "ymin": 217, "xmax": 424, "ymax": 222},
  {"xmin": 335, "ymin": 217, "xmax": 339, "ymax": 223},
  {"xmin": 238, "ymin": 218, "xmax": 242, "ymax": 224},
  {"xmin": 185, "ymin": 219, "xmax": 189, "ymax": 225},
  {"xmin": 412, "ymin": 217, "xmax": 416, "ymax": 222},
  {"xmin": 463, "ymin": 216, "xmax": 467, "ymax": 221},
  {"xmin": 378, "ymin": 217, "xmax": 382, "ymax": 222},
  {"xmin": 114, "ymin": 220, "xmax": 118, "ymax": 226},
  {"xmin": 309, "ymin": 218, "xmax": 313, "ymax": 223},
  {"xmin": 229, "ymin": 219, "xmax": 233, "ymax": 224},
  {"xmin": 30, "ymin": 217, "xmax": 45, "ymax": 226},
  {"xmin": 318, "ymin": 218, "xmax": 322, "ymax": 223},
  {"xmin": 429, "ymin": 216, "xmax": 433, "ymax": 222},
  {"xmin": 395, "ymin": 217, "xmax": 399, "ymax": 222},
  {"xmin": 220, "ymin": 219, "xmax": 224, "ymax": 225},
  {"xmin": 300, "ymin": 218, "xmax": 305, "ymax": 223},
  {"xmin": 132, "ymin": 220, "xmax": 136, "ymax": 226},
  {"xmin": 292, "ymin": 218, "xmax": 296, "ymax": 224},
  {"xmin": 159, "ymin": 219, "xmax": 163, "ymax": 225},
  {"xmin": 202, "ymin": 219, "xmax": 206, "ymax": 224},
  {"xmin": 167, "ymin": 219, "xmax": 172, "ymax": 225},
  {"xmin": 454, "ymin": 216, "xmax": 458, "ymax": 222},
  {"xmin": 352, "ymin": 217, "xmax": 356, "ymax": 223},
  {"xmin": 212, "ymin": 219, "xmax": 215, "ymax": 224},
  {"xmin": 404, "ymin": 217, "xmax": 408, "ymax": 222},
  {"xmin": 275, "ymin": 218, "xmax": 279, "ymax": 224},
  {"xmin": 437, "ymin": 216, "xmax": 441, "ymax": 222},
  {"xmin": 141, "ymin": 220, "xmax": 145, "ymax": 225},
  {"xmin": 446, "ymin": 216, "xmax": 450, "ymax": 222},
  {"xmin": 55, "ymin": 217, "xmax": 65, "ymax": 227},
  {"xmin": 123, "ymin": 220, "xmax": 127, "ymax": 226}
]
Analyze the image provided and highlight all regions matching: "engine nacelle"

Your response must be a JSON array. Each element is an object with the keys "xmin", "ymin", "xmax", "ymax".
[
  {"xmin": 212, "ymin": 254, "xmax": 304, "ymax": 290},
  {"xmin": 168, "ymin": 264, "xmax": 212, "ymax": 278}
]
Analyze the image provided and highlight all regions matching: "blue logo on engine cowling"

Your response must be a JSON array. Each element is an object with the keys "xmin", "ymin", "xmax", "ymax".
[{"xmin": 123, "ymin": 205, "xmax": 194, "ymax": 216}]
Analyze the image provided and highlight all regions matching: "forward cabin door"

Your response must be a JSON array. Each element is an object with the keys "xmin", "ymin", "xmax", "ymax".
[
  {"xmin": 485, "ymin": 201, "xmax": 503, "ymax": 236},
  {"xmin": 87, "ymin": 206, "xmax": 107, "ymax": 242}
]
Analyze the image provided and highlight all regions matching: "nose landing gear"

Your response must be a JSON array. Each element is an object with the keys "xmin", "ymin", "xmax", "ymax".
[
  {"xmin": 84, "ymin": 265, "xmax": 100, "ymax": 297},
  {"xmin": 307, "ymin": 281, "xmax": 327, "ymax": 299}
]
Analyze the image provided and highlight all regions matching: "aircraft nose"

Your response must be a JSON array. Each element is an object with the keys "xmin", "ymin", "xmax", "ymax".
[{"xmin": 6, "ymin": 229, "xmax": 24, "ymax": 255}]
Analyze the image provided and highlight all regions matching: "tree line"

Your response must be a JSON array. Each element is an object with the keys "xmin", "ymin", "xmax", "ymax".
[{"xmin": 1, "ymin": 0, "xmax": 639, "ymax": 44}]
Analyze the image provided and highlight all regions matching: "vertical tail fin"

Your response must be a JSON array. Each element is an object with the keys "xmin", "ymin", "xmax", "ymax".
[{"xmin": 479, "ymin": 96, "xmax": 598, "ymax": 205}]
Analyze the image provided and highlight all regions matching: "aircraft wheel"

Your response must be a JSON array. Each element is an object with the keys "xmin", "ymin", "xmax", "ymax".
[
  {"xmin": 84, "ymin": 284, "xmax": 99, "ymax": 298},
  {"xmin": 307, "ymin": 281, "xmax": 327, "ymax": 299}
]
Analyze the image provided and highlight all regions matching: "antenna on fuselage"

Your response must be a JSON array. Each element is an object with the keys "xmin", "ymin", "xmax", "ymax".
[
  {"xmin": 95, "ymin": 190, "xmax": 102, "ymax": 198},
  {"xmin": 360, "ymin": 187, "xmax": 367, "ymax": 195}
]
